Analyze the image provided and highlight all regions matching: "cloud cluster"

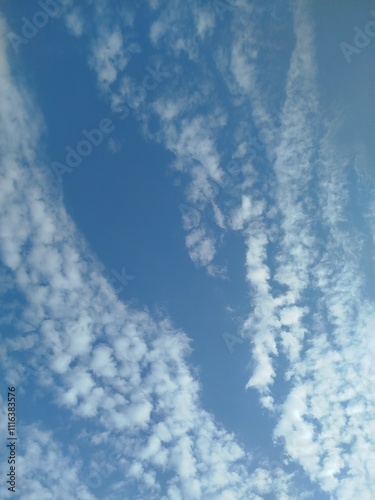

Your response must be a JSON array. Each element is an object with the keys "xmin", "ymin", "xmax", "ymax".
[
  {"xmin": 4, "ymin": 0, "xmax": 375, "ymax": 496},
  {"xmin": 74, "ymin": 0, "xmax": 375, "ymax": 496},
  {"xmin": 0, "ymin": 11, "xmax": 301, "ymax": 499}
]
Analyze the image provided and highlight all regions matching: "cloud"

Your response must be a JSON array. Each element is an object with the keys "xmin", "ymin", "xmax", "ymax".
[
  {"xmin": 0, "ymin": 11, "xmax": 302, "ymax": 499},
  {"xmin": 90, "ymin": 0, "xmax": 375, "ymax": 496},
  {"xmin": 64, "ymin": 7, "xmax": 84, "ymax": 37},
  {"xmin": 235, "ymin": 1, "xmax": 375, "ymax": 496},
  {"xmin": 90, "ymin": 29, "xmax": 128, "ymax": 90},
  {"xmin": 9, "ymin": 0, "xmax": 375, "ymax": 496},
  {"xmin": 149, "ymin": 1, "xmax": 215, "ymax": 60},
  {"xmin": 185, "ymin": 227, "xmax": 216, "ymax": 266}
]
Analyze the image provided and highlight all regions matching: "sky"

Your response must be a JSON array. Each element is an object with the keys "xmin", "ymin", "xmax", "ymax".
[{"xmin": 0, "ymin": 0, "xmax": 375, "ymax": 498}]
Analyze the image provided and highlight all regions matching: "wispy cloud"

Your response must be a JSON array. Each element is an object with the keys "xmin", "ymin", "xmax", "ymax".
[{"xmin": 232, "ymin": 1, "xmax": 375, "ymax": 496}]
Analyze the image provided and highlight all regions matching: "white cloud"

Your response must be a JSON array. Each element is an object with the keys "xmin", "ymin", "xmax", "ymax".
[
  {"xmin": 231, "ymin": 195, "xmax": 264, "ymax": 230},
  {"xmin": 239, "ymin": 2, "xmax": 375, "ymax": 497},
  {"xmin": 90, "ymin": 29, "xmax": 127, "ymax": 90},
  {"xmin": 90, "ymin": 344, "xmax": 117, "ymax": 378},
  {"xmin": 185, "ymin": 227, "xmax": 216, "ymax": 266},
  {"xmin": 0, "ymin": 12, "xmax": 302, "ymax": 499},
  {"xmin": 21, "ymin": 0, "xmax": 375, "ymax": 496},
  {"xmin": 64, "ymin": 7, "xmax": 84, "ymax": 37}
]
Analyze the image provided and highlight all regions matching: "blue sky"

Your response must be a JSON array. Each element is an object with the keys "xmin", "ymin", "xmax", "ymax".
[{"xmin": 1, "ymin": 1, "xmax": 375, "ymax": 498}]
